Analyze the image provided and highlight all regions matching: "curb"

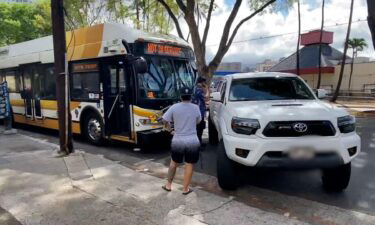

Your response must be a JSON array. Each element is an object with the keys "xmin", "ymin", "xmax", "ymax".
[{"xmin": 351, "ymin": 111, "xmax": 375, "ymax": 118}]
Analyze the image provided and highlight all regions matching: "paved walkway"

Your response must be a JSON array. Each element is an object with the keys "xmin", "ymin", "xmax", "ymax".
[
  {"xmin": 1, "ymin": 127, "xmax": 375, "ymax": 225},
  {"xmin": 330, "ymin": 100, "xmax": 375, "ymax": 117},
  {"xmin": 0, "ymin": 127, "xmax": 306, "ymax": 225}
]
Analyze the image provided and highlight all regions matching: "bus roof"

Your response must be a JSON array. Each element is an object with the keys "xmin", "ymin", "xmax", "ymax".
[{"xmin": 0, "ymin": 23, "xmax": 191, "ymax": 69}]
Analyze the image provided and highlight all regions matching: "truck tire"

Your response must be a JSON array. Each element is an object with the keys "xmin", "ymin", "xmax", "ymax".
[
  {"xmin": 217, "ymin": 140, "xmax": 239, "ymax": 190},
  {"xmin": 83, "ymin": 112, "xmax": 105, "ymax": 146},
  {"xmin": 208, "ymin": 115, "xmax": 219, "ymax": 145},
  {"xmin": 322, "ymin": 163, "xmax": 351, "ymax": 192}
]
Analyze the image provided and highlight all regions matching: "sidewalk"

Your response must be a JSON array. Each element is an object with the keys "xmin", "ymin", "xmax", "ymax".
[
  {"xmin": 331, "ymin": 100, "xmax": 375, "ymax": 117},
  {"xmin": 0, "ymin": 127, "xmax": 306, "ymax": 225},
  {"xmin": 2, "ymin": 127, "xmax": 375, "ymax": 224}
]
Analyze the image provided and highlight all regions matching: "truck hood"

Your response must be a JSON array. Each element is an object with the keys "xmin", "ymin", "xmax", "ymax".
[{"xmin": 227, "ymin": 100, "xmax": 348, "ymax": 122}]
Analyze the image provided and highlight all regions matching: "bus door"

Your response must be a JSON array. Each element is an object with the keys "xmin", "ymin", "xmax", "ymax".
[
  {"xmin": 102, "ymin": 58, "xmax": 131, "ymax": 137},
  {"xmin": 20, "ymin": 64, "xmax": 43, "ymax": 119}
]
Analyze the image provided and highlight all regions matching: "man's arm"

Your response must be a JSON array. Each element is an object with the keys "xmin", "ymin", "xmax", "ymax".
[
  {"xmin": 162, "ymin": 106, "xmax": 173, "ymax": 132},
  {"xmin": 195, "ymin": 105, "xmax": 202, "ymax": 124}
]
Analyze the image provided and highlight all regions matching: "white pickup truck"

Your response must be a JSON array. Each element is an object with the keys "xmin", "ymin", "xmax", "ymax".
[{"xmin": 209, "ymin": 72, "xmax": 361, "ymax": 191}]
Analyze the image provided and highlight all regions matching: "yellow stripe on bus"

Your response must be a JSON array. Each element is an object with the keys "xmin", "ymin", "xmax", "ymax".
[
  {"xmin": 133, "ymin": 106, "xmax": 157, "ymax": 118},
  {"xmin": 40, "ymin": 100, "xmax": 81, "ymax": 110},
  {"xmin": 10, "ymin": 99, "xmax": 24, "ymax": 107},
  {"xmin": 13, "ymin": 114, "xmax": 81, "ymax": 134},
  {"xmin": 10, "ymin": 99, "xmax": 81, "ymax": 111}
]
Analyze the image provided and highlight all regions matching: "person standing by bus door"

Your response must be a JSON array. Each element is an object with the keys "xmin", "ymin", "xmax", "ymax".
[
  {"xmin": 192, "ymin": 77, "xmax": 208, "ymax": 147},
  {"xmin": 0, "ymin": 81, "xmax": 16, "ymax": 134},
  {"xmin": 162, "ymin": 88, "xmax": 201, "ymax": 195}
]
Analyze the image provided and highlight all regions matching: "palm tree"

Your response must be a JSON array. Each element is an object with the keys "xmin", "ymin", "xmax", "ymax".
[
  {"xmin": 296, "ymin": 0, "xmax": 301, "ymax": 75},
  {"xmin": 348, "ymin": 38, "xmax": 368, "ymax": 90},
  {"xmin": 331, "ymin": 0, "xmax": 354, "ymax": 102},
  {"xmin": 316, "ymin": 0, "xmax": 325, "ymax": 89}
]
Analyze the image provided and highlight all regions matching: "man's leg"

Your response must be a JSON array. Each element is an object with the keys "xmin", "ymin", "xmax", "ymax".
[
  {"xmin": 183, "ymin": 163, "xmax": 194, "ymax": 192},
  {"xmin": 197, "ymin": 120, "xmax": 205, "ymax": 144},
  {"xmin": 165, "ymin": 160, "xmax": 178, "ymax": 190}
]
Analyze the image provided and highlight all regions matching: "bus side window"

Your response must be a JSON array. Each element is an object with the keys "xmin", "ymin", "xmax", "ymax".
[
  {"xmin": 5, "ymin": 70, "xmax": 20, "ymax": 93},
  {"xmin": 71, "ymin": 72, "xmax": 100, "ymax": 101},
  {"xmin": 41, "ymin": 65, "xmax": 56, "ymax": 100}
]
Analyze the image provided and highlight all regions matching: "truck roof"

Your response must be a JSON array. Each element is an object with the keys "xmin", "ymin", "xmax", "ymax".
[{"xmin": 228, "ymin": 72, "xmax": 298, "ymax": 79}]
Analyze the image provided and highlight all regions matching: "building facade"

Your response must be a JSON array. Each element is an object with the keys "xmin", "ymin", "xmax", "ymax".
[
  {"xmin": 214, "ymin": 62, "xmax": 242, "ymax": 76},
  {"xmin": 256, "ymin": 59, "xmax": 278, "ymax": 72},
  {"xmin": 269, "ymin": 30, "xmax": 375, "ymax": 94}
]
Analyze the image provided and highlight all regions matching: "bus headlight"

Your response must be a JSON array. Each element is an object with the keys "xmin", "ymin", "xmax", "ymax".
[
  {"xmin": 337, "ymin": 115, "xmax": 356, "ymax": 133},
  {"xmin": 231, "ymin": 117, "xmax": 260, "ymax": 135}
]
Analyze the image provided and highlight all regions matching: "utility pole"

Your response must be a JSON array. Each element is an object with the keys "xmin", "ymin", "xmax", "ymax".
[{"xmin": 51, "ymin": 0, "xmax": 73, "ymax": 155}]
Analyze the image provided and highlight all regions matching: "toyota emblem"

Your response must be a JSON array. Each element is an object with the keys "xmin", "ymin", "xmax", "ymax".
[{"xmin": 293, "ymin": 122, "xmax": 308, "ymax": 133}]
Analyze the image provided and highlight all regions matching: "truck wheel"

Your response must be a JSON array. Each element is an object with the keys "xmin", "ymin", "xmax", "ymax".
[
  {"xmin": 217, "ymin": 140, "xmax": 239, "ymax": 190},
  {"xmin": 208, "ymin": 116, "xmax": 219, "ymax": 145},
  {"xmin": 322, "ymin": 163, "xmax": 351, "ymax": 192},
  {"xmin": 83, "ymin": 112, "xmax": 104, "ymax": 146}
]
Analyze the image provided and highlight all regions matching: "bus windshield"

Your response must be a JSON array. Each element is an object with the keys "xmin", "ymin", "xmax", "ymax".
[{"xmin": 138, "ymin": 56, "xmax": 196, "ymax": 100}]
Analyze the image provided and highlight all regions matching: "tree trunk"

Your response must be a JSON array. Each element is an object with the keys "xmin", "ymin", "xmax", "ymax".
[
  {"xmin": 296, "ymin": 0, "xmax": 301, "ymax": 75},
  {"xmin": 368, "ymin": 0, "xmax": 375, "ymax": 49},
  {"xmin": 331, "ymin": 0, "xmax": 354, "ymax": 102},
  {"xmin": 136, "ymin": 1, "xmax": 140, "ymax": 29},
  {"xmin": 348, "ymin": 50, "xmax": 355, "ymax": 91},
  {"xmin": 317, "ymin": 0, "xmax": 325, "ymax": 89}
]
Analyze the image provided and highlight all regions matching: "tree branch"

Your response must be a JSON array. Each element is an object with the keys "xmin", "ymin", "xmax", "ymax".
[
  {"xmin": 226, "ymin": 0, "xmax": 276, "ymax": 51},
  {"xmin": 156, "ymin": 0, "xmax": 185, "ymax": 39},
  {"xmin": 209, "ymin": 0, "xmax": 276, "ymax": 71},
  {"xmin": 202, "ymin": 0, "xmax": 215, "ymax": 55},
  {"xmin": 176, "ymin": 0, "xmax": 187, "ymax": 13}
]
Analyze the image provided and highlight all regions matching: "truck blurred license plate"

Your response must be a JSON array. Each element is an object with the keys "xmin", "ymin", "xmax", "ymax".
[{"xmin": 289, "ymin": 148, "xmax": 315, "ymax": 160}]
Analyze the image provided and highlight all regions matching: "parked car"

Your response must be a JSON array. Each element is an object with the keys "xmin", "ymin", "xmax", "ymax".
[{"xmin": 209, "ymin": 72, "xmax": 361, "ymax": 191}]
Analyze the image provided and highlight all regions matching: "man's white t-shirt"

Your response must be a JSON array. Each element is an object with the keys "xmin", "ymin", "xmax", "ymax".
[{"xmin": 163, "ymin": 102, "xmax": 201, "ymax": 138}]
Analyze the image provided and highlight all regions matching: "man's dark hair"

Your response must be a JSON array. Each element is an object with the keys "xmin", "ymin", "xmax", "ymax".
[{"xmin": 181, "ymin": 94, "xmax": 192, "ymax": 101}]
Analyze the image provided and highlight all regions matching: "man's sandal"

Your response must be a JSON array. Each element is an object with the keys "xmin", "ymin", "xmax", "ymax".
[
  {"xmin": 162, "ymin": 185, "xmax": 171, "ymax": 192},
  {"xmin": 182, "ymin": 189, "xmax": 193, "ymax": 195}
]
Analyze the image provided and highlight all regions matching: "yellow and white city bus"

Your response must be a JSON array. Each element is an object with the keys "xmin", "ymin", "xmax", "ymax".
[{"xmin": 0, "ymin": 23, "xmax": 196, "ymax": 146}]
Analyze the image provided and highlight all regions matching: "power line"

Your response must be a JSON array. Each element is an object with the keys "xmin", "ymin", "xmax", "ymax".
[{"xmin": 207, "ymin": 19, "xmax": 367, "ymax": 46}]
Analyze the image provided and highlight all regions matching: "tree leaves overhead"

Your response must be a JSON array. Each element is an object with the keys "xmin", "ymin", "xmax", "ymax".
[
  {"xmin": 0, "ymin": 0, "xmax": 51, "ymax": 47},
  {"xmin": 63, "ymin": 0, "xmax": 178, "ymax": 34}
]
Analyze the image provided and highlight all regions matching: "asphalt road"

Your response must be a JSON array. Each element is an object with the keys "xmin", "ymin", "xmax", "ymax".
[{"xmin": 11, "ymin": 117, "xmax": 375, "ymax": 216}]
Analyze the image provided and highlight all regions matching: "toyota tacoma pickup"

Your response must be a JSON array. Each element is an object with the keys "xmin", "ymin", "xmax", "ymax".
[{"xmin": 209, "ymin": 72, "xmax": 361, "ymax": 191}]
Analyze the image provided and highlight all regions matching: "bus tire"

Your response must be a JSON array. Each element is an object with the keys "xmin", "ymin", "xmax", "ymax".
[
  {"xmin": 208, "ymin": 115, "xmax": 219, "ymax": 145},
  {"xmin": 83, "ymin": 112, "xmax": 105, "ymax": 145}
]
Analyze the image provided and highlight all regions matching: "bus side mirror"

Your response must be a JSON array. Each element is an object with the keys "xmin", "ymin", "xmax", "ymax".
[{"xmin": 134, "ymin": 57, "xmax": 148, "ymax": 74}]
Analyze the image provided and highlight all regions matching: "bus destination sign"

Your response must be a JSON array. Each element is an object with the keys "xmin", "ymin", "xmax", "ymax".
[
  {"xmin": 145, "ymin": 43, "xmax": 183, "ymax": 57},
  {"xmin": 72, "ymin": 63, "xmax": 98, "ymax": 73}
]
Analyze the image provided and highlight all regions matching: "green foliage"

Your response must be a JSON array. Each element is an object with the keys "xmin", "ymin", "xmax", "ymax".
[
  {"xmin": 63, "ymin": 0, "xmax": 178, "ymax": 34},
  {"xmin": 0, "ymin": 0, "xmax": 51, "ymax": 47},
  {"xmin": 348, "ymin": 38, "xmax": 368, "ymax": 54},
  {"xmin": 249, "ymin": 0, "xmax": 296, "ymax": 13}
]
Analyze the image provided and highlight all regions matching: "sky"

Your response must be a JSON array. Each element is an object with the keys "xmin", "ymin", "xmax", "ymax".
[{"xmin": 172, "ymin": 0, "xmax": 374, "ymax": 69}]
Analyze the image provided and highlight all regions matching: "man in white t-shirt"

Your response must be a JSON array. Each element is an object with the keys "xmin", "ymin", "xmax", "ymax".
[{"xmin": 162, "ymin": 88, "xmax": 201, "ymax": 195}]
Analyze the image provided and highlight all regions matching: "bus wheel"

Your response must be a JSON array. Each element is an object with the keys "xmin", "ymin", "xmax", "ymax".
[{"xmin": 83, "ymin": 113, "xmax": 104, "ymax": 145}]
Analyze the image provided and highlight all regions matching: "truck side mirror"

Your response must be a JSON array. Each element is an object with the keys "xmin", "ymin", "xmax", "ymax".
[
  {"xmin": 210, "ymin": 92, "xmax": 222, "ymax": 102},
  {"xmin": 316, "ymin": 89, "xmax": 327, "ymax": 99},
  {"xmin": 134, "ymin": 57, "xmax": 148, "ymax": 74}
]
